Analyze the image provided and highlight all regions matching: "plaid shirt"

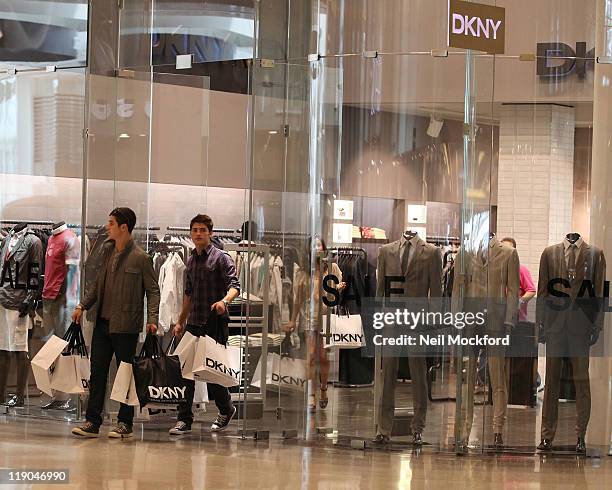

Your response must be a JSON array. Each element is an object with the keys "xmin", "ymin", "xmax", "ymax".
[{"xmin": 185, "ymin": 244, "xmax": 240, "ymax": 325}]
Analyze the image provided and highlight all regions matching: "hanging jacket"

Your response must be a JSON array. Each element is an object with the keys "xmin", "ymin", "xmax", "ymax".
[{"xmin": 0, "ymin": 231, "xmax": 43, "ymax": 311}]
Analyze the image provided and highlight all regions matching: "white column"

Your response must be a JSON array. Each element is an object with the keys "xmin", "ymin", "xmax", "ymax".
[
  {"xmin": 497, "ymin": 104, "xmax": 575, "ymax": 280},
  {"xmin": 586, "ymin": 0, "xmax": 612, "ymax": 451}
]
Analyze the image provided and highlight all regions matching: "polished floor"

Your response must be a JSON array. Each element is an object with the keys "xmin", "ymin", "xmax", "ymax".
[{"xmin": 0, "ymin": 415, "xmax": 610, "ymax": 490}]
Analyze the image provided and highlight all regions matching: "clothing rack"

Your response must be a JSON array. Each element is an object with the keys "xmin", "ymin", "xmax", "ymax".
[
  {"xmin": 166, "ymin": 226, "xmax": 237, "ymax": 234},
  {"xmin": 223, "ymin": 243, "xmax": 271, "ymax": 414},
  {"xmin": 262, "ymin": 230, "xmax": 309, "ymax": 237},
  {"xmin": 427, "ymin": 235, "xmax": 461, "ymax": 245},
  {"xmin": 0, "ymin": 220, "xmax": 54, "ymax": 227},
  {"xmin": 84, "ymin": 225, "xmax": 160, "ymax": 231},
  {"xmin": 328, "ymin": 246, "xmax": 368, "ymax": 265}
]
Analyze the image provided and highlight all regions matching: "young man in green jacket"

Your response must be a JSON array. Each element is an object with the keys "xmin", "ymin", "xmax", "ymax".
[{"xmin": 71, "ymin": 207, "xmax": 160, "ymax": 439}]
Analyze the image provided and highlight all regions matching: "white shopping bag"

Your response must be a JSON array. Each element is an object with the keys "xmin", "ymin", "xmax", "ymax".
[
  {"xmin": 31, "ymin": 335, "xmax": 69, "ymax": 396},
  {"xmin": 172, "ymin": 331, "xmax": 198, "ymax": 380},
  {"xmin": 110, "ymin": 361, "xmax": 139, "ymax": 406},
  {"xmin": 194, "ymin": 380, "xmax": 209, "ymax": 403},
  {"xmin": 251, "ymin": 353, "xmax": 308, "ymax": 392},
  {"xmin": 324, "ymin": 312, "xmax": 365, "ymax": 349},
  {"xmin": 50, "ymin": 355, "xmax": 90, "ymax": 394},
  {"xmin": 192, "ymin": 335, "xmax": 241, "ymax": 388}
]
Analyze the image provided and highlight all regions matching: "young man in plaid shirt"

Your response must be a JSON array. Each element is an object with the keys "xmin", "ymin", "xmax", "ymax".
[{"xmin": 170, "ymin": 214, "xmax": 240, "ymax": 435}]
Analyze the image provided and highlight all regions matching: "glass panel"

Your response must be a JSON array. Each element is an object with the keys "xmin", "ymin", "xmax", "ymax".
[
  {"xmin": 0, "ymin": 67, "xmax": 86, "ymax": 417},
  {"xmin": 311, "ymin": 0, "xmax": 456, "ymax": 57},
  {"xmin": 249, "ymin": 59, "xmax": 311, "ymax": 437},
  {"xmin": 119, "ymin": 0, "xmax": 256, "ymax": 69},
  {"xmin": 297, "ymin": 51, "xmax": 484, "ymax": 450},
  {"xmin": 0, "ymin": 1, "xmax": 88, "ymax": 68},
  {"xmin": 453, "ymin": 50, "xmax": 497, "ymax": 455},
  {"xmin": 478, "ymin": 14, "xmax": 598, "ymax": 452}
]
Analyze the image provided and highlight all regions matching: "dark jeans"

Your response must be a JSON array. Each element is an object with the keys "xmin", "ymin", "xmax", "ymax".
[
  {"xmin": 86, "ymin": 319, "xmax": 139, "ymax": 428},
  {"xmin": 177, "ymin": 324, "xmax": 233, "ymax": 425}
]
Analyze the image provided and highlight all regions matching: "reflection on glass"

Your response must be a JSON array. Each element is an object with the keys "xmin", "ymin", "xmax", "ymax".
[{"xmin": 0, "ymin": 1, "xmax": 88, "ymax": 67}]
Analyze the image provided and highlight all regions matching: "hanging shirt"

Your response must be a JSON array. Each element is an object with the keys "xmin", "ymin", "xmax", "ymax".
[
  {"xmin": 42, "ymin": 228, "xmax": 80, "ymax": 300},
  {"xmin": 158, "ymin": 253, "xmax": 187, "ymax": 333}
]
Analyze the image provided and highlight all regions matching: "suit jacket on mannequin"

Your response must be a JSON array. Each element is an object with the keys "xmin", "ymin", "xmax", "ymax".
[
  {"xmin": 536, "ymin": 238, "xmax": 606, "ymax": 340},
  {"xmin": 452, "ymin": 236, "xmax": 520, "ymax": 334},
  {"xmin": 374, "ymin": 235, "xmax": 442, "ymax": 437},
  {"xmin": 0, "ymin": 230, "xmax": 43, "ymax": 311},
  {"xmin": 376, "ymin": 235, "xmax": 442, "ymax": 300},
  {"xmin": 451, "ymin": 235, "xmax": 520, "ymax": 439},
  {"xmin": 537, "ymin": 237, "xmax": 605, "ymax": 441}
]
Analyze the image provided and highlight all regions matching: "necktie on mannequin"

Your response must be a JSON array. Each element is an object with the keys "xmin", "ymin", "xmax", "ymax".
[
  {"xmin": 477, "ymin": 245, "xmax": 487, "ymax": 266},
  {"xmin": 402, "ymin": 241, "xmax": 411, "ymax": 276},
  {"xmin": 568, "ymin": 243, "xmax": 577, "ymax": 280}
]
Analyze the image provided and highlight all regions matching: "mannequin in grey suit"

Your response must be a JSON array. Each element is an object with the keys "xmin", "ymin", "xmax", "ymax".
[
  {"xmin": 452, "ymin": 235, "xmax": 519, "ymax": 449},
  {"xmin": 374, "ymin": 232, "xmax": 442, "ymax": 445},
  {"xmin": 536, "ymin": 233, "xmax": 606, "ymax": 453}
]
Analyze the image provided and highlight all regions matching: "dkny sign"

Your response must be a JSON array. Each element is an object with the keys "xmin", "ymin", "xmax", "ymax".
[
  {"xmin": 537, "ymin": 42, "xmax": 595, "ymax": 79},
  {"xmin": 448, "ymin": 0, "xmax": 505, "ymax": 54}
]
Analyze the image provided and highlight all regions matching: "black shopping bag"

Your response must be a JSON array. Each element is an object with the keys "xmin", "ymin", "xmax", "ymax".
[
  {"xmin": 205, "ymin": 309, "xmax": 230, "ymax": 345},
  {"xmin": 133, "ymin": 335, "xmax": 188, "ymax": 408}
]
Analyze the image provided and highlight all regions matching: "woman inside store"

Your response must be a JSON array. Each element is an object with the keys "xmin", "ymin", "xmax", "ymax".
[{"xmin": 283, "ymin": 237, "xmax": 346, "ymax": 411}]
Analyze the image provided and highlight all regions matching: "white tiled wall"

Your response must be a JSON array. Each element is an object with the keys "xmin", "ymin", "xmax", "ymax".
[{"xmin": 497, "ymin": 105, "xmax": 575, "ymax": 285}]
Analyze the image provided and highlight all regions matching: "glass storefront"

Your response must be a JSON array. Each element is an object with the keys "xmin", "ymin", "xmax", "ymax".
[{"xmin": 1, "ymin": 0, "xmax": 610, "ymax": 455}]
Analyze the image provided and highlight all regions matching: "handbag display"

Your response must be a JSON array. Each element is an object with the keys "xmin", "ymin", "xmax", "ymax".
[
  {"xmin": 324, "ymin": 307, "xmax": 365, "ymax": 349},
  {"xmin": 133, "ymin": 335, "xmax": 189, "ymax": 408}
]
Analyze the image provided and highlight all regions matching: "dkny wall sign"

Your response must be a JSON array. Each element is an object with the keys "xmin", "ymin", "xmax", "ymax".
[{"xmin": 448, "ymin": 0, "xmax": 506, "ymax": 54}]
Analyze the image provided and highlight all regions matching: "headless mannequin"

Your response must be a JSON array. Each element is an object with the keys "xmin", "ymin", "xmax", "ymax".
[
  {"xmin": 40, "ymin": 221, "xmax": 75, "ymax": 408},
  {"xmin": 53, "ymin": 222, "xmax": 67, "ymax": 234},
  {"xmin": 1, "ymin": 224, "xmax": 32, "ymax": 406},
  {"xmin": 0, "ymin": 351, "xmax": 29, "ymax": 406}
]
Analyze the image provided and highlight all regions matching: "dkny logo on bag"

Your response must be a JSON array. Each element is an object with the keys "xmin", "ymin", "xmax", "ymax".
[
  {"xmin": 271, "ymin": 372, "xmax": 306, "ymax": 388},
  {"xmin": 148, "ymin": 386, "xmax": 187, "ymax": 400},
  {"xmin": 332, "ymin": 333, "xmax": 364, "ymax": 344},
  {"xmin": 206, "ymin": 358, "xmax": 240, "ymax": 379}
]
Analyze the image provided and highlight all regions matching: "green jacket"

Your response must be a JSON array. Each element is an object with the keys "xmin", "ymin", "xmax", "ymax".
[{"xmin": 81, "ymin": 239, "xmax": 160, "ymax": 334}]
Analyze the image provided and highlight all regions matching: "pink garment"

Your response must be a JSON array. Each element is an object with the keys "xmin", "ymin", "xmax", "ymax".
[
  {"xmin": 42, "ymin": 229, "xmax": 80, "ymax": 300},
  {"xmin": 518, "ymin": 264, "xmax": 536, "ymax": 322}
]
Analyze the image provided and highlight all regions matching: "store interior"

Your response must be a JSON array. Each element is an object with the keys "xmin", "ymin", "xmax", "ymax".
[{"xmin": 0, "ymin": 0, "xmax": 610, "ymax": 455}]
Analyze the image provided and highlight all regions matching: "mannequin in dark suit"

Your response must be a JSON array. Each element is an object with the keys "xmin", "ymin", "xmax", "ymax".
[
  {"xmin": 374, "ymin": 231, "xmax": 442, "ymax": 445},
  {"xmin": 536, "ymin": 233, "xmax": 606, "ymax": 453}
]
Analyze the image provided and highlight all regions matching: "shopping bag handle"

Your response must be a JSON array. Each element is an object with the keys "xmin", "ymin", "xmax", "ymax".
[
  {"xmin": 68, "ymin": 324, "xmax": 89, "ymax": 357},
  {"xmin": 138, "ymin": 333, "xmax": 162, "ymax": 359},
  {"xmin": 62, "ymin": 322, "xmax": 78, "ymax": 345},
  {"xmin": 62, "ymin": 322, "xmax": 88, "ymax": 356},
  {"xmin": 334, "ymin": 305, "xmax": 350, "ymax": 318},
  {"xmin": 165, "ymin": 336, "xmax": 178, "ymax": 356}
]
